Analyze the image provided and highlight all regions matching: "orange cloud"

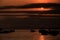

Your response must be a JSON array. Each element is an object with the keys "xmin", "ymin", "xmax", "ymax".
[
  {"xmin": 32, "ymin": 0, "xmax": 59, "ymax": 3},
  {"xmin": 0, "ymin": 0, "xmax": 60, "ymax": 6}
]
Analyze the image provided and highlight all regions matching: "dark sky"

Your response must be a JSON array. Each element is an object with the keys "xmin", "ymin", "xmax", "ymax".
[{"xmin": 0, "ymin": 0, "xmax": 60, "ymax": 6}]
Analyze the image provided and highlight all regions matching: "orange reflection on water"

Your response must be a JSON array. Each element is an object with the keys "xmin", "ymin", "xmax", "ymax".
[
  {"xmin": 20, "ymin": 7, "xmax": 53, "ymax": 11},
  {"xmin": 39, "ymin": 35, "xmax": 45, "ymax": 40},
  {"xmin": 1, "ymin": 7, "xmax": 53, "ymax": 11},
  {"xmin": 35, "ymin": 7, "xmax": 53, "ymax": 11}
]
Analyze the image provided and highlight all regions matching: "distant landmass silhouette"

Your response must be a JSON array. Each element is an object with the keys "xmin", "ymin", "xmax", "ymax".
[
  {"xmin": 0, "ymin": 3, "xmax": 60, "ymax": 9},
  {"xmin": 19, "ymin": 3, "xmax": 60, "ymax": 8}
]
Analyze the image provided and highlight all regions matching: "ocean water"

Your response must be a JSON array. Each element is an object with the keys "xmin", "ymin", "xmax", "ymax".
[{"xmin": 0, "ymin": 7, "xmax": 60, "ymax": 40}]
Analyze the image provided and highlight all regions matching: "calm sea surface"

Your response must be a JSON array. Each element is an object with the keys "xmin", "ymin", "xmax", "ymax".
[{"xmin": 0, "ymin": 8, "xmax": 60, "ymax": 40}]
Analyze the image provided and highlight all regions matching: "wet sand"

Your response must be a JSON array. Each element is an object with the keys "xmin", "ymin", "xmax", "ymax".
[{"xmin": 0, "ymin": 30, "xmax": 60, "ymax": 40}]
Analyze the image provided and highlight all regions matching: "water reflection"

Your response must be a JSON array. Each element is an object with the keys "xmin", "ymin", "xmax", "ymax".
[
  {"xmin": 0, "ymin": 7, "xmax": 53, "ymax": 11},
  {"xmin": 39, "ymin": 35, "xmax": 45, "ymax": 40},
  {"xmin": 0, "ymin": 30, "xmax": 60, "ymax": 40}
]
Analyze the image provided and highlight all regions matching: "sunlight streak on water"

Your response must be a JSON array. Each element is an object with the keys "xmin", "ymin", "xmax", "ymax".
[
  {"xmin": 39, "ymin": 35, "xmax": 45, "ymax": 40},
  {"xmin": 0, "ymin": 30, "xmax": 60, "ymax": 40},
  {"xmin": 0, "ymin": 8, "xmax": 53, "ymax": 11}
]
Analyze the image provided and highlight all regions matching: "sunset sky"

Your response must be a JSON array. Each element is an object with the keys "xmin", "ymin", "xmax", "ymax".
[{"xmin": 0, "ymin": 0, "xmax": 60, "ymax": 6}]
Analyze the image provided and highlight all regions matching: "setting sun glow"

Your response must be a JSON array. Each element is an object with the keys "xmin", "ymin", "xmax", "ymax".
[
  {"xmin": 0, "ymin": 0, "xmax": 60, "ymax": 6},
  {"xmin": 33, "ymin": 0, "xmax": 59, "ymax": 3},
  {"xmin": 35, "ymin": 7, "xmax": 53, "ymax": 11}
]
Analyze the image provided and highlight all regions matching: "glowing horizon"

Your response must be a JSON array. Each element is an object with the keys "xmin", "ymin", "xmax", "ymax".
[{"xmin": 0, "ymin": 0, "xmax": 60, "ymax": 6}]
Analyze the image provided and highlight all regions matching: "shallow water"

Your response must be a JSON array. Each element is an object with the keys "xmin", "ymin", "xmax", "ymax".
[{"xmin": 0, "ymin": 30, "xmax": 60, "ymax": 40}]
